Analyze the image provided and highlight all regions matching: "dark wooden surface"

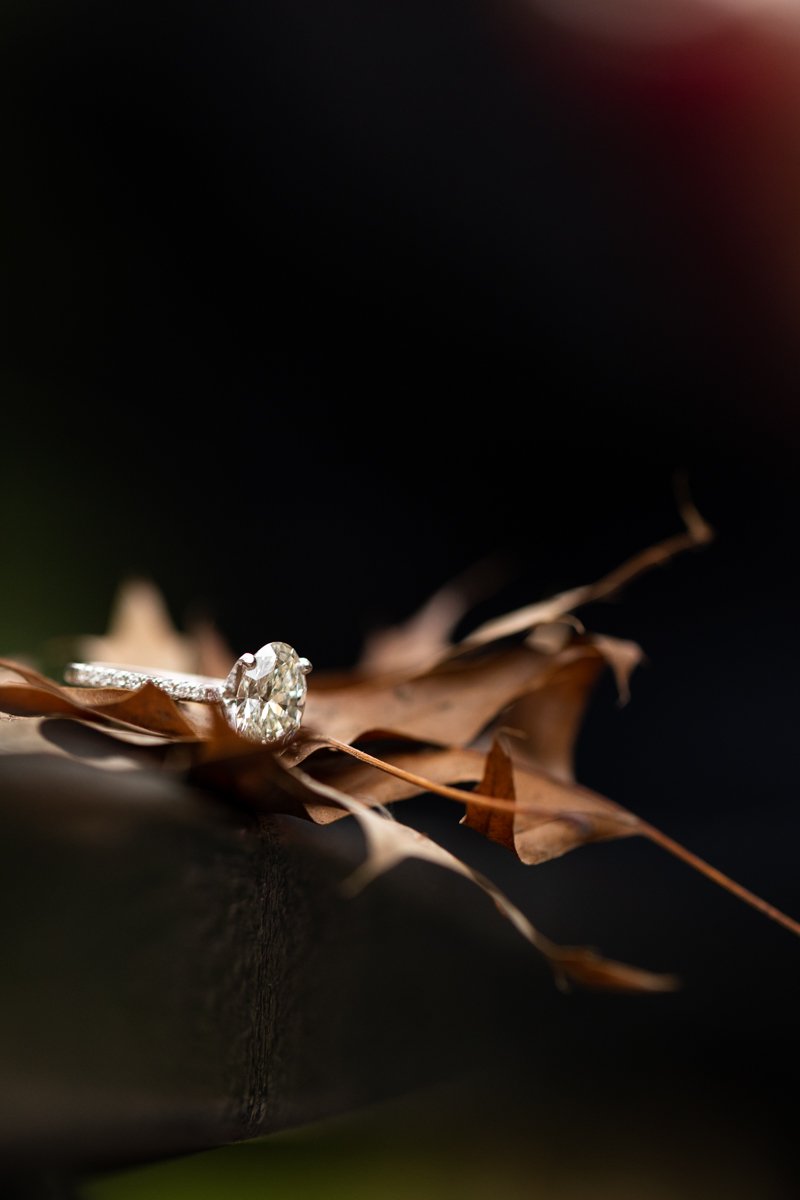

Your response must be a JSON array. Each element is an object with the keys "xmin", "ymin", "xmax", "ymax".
[
  {"xmin": 0, "ymin": 732, "xmax": 542, "ymax": 1173},
  {"xmin": 2, "ymin": 720, "xmax": 796, "ymax": 1199}
]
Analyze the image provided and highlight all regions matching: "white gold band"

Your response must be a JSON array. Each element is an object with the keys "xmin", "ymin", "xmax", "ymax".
[{"xmin": 64, "ymin": 663, "xmax": 224, "ymax": 703}]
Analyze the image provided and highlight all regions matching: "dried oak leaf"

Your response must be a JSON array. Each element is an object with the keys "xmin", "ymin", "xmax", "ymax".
[
  {"xmin": 0, "ymin": 581, "xmax": 233, "ymax": 742},
  {"xmin": 463, "ymin": 491, "xmax": 712, "ymax": 647},
  {"xmin": 461, "ymin": 737, "xmax": 516, "ymax": 851},
  {"xmin": 359, "ymin": 557, "xmax": 507, "ymax": 674},
  {"xmin": 79, "ymin": 578, "xmax": 233, "ymax": 676},
  {"xmin": 305, "ymin": 741, "xmax": 638, "ymax": 863},
  {"xmin": 342, "ymin": 802, "xmax": 674, "ymax": 992},
  {"xmin": 292, "ymin": 627, "xmax": 641, "ymax": 864},
  {"xmin": 3, "ymin": 499, "xmax": 796, "ymax": 947},
  {"xmin": 220, "ymin": 749, "xmax": 676, "ymax": 994},
  {"xmin": 359, "ymin": 579, "xmax": 474, "ymax": 676},
  {"xmin": 301, "ymin": 738, "xmax": 798, "ymax": 934},
  {"xmin": 80, "ymin": 580, "xmax": 194, "ymax": 671},
  {"xmin": 0, "ymin": 659, "xmax": 202, "ymax": 739},
  {"xmin": 186, "ymin": 725, "xmax": 662, "ymax": 986},
  {"xmin": 310, "ymin": 774, "xmax": 675, "ymax": 993},
  {"xmin": 292, "ymin": 638, "xmax": 621, "ymax": 766},
  {"xmin": 461, "ymin": 734, "xmax": 636, "ymax": 863},
  {"xmin": 502, "ymin": 633, "xmax": 642, "ymax": 782}
]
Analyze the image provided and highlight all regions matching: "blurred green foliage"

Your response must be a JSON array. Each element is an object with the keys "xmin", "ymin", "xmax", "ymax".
[{"xmin": 80, "ymin": 1089, "xmax": 789, "ymax": 1200}]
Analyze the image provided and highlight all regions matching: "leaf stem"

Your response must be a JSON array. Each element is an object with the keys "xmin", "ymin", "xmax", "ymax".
[
  {"xmin": 639, "ymin": 821, "xmax": 800, "ymax": 937},
  {"xmin": 322, "ymin": 738, "xmax": 800, "ymax": 939},
  {"xmin": 321, "ymin": 737, "xmax": 636, "ymax": 826}
]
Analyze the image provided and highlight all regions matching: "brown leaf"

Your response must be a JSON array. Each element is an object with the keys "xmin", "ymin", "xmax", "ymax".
[
  {"xmin": 549, "ymin": 948, "xmax": 679, "ymax": 994},
  {"xmin": 588, "ymin": 633, "xmax": 643, "ymax": 705},
  {"xmin": 289, "ymin": 764, "xmax": 675, "ymax": 993},
  {"xmin": 0, "ymin": 659, "xmax": 202, "ymax": 739},
  {"xmin": 359, "ymin": 558, "xmax": 506, "ymax": 674},
  {"xmin": 79, "ymin": 579, "xmax": 234, "ymax": 677},
  {"xmin": 503, "ymin": 634, "xmax": 642, "ymax": 783},
  {"xmin": 297, "ymin": 631, "xmax": 638, "ymax": 786},
  {"xmin": 510, "ymin": 766, "xmax": 639, "ymax": 865},
  {"xmin": 461, "ymin": 738, "xmax": 516, "ymax": 851},
  {"xmin": 308, "ymin": 741, "xmax": 639, "ymax": 863},
  {"xmin": 7, "ymin": 502, "xmax": 795, "ymax": 944},
  {"xmin": 292, "ymin": 644, "xmax": 587, "ymax": 765},
  {"xmin": 463, "ymin": 498, "xmax": 712, "ymax": 647},
  {"xmin": 0, "ymin": 700, "xmax": 677, "ymax": 989},
  {"xmin": 299, "ymin": 743, "xmax": 480, "ymax": 824},
  {"xmin": 359, "ymin": 583, "xmax": 471, "ymax": 675},
  {"xmin": 189, "ymin": 617, "xmax": 236, "ymax": 678},
  {"xmin": 183, "ymin": 705, "xmax": 315, "ymax": 821},
  {"xmin": 0, "ymin": 583, "xmax": 235, "ymax": 744},
  {"xmin": 303, "ymin": 741, "xmax": 800, "ymax": 936},
  {"xmin": 0, "ymin": 692, "xmax": 673, "ymax": 991},
  {"xmin": 80, "ymin": 580, "xmax": 194, "ymax": 670},
  {"xmin": 465, "ymin": 735, "xmax": 638, "ymax": 865}
]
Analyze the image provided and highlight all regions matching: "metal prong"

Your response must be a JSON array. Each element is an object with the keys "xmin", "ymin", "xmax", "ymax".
[
  {"xmin": 228, "ymin": 652, "xmax": 256, "ymax": 690},
  {"xmin": 298, "ymin": 657, "xmax": 313, "ymax": 674}
]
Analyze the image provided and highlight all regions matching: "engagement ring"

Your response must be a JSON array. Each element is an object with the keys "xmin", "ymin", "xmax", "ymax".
[{"xmin": 65, "ymin": 641, "xmax": 312, "ymax": 743}]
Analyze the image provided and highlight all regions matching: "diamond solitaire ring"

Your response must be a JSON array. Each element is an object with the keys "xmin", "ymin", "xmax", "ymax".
[{"xmin": 65, "ymin": 641, "xmax": 312, "ymax": 744}]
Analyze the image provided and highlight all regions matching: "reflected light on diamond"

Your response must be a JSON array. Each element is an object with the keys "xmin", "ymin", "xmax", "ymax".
[{"xmin": 222, "ymin": 642, "xmax": 307, "ymax": 743}]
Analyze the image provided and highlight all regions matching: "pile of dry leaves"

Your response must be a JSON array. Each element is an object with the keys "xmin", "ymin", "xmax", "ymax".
[{"xmin": 1, "ymin": 500, "xmax": 796, "ymax": 992}]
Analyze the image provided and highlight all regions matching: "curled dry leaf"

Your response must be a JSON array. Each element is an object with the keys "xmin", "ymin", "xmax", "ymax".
[
  {"xmin": 343, "ymin": 810, "xmax": 677, "ymax": 994},
  {"xmin": 502, "ymin": 633, "xmax": 642, "ymax": 782},
  {"xmin": 462, "ymin": 736, "xmax": 638, "ymax": 863},
  {"xmin": 547, "ymin": 950, "xmax": 679, "ymax": 994},
  {"xmin": 79, "ymin": 578, "xmax": 234, "ymax": 676},
  {"xmin": 359, "ymin": 582, "xmax": 472, "ymax": 676},
  {"xmin": 294, "ymin": 639, "xmax": 618, "ymax": 766},
  {"xmin": 283, "ymin": 762, "xmax": 676, "ymax": 994},
  {"xmin": 306, "ymin": 740, "xmax": 639, "ymax": 864},
  {"xmin": 184, "ymin": 725, "xmax": 668, "ymax": 987},
  {"xmin": 460, "ymin": 738, "xmax": 516, "ymax": 851},
  {"xmin": 2, "ymin": 498, "xmax": 797, "ymax": 992},
  {"xmin": 0, "ymin": 659, "xmax": 203, "ymax": 739},
  {"xmin": 80, "ymin": 580, "xmax": 194, "ymax": 671},
  {"xmin": 359, "ymin": 557, "xmax": 507, "ymax": 674},
  {"xmin": 463, "ymin": 494, "xmax": 712, "ymax": 647}
]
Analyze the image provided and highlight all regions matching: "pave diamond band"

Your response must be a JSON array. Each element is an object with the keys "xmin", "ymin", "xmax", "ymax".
[
  {"xmin": 65, "ymin": 663, "xmax": 224, "ymax": 703},
  {"xmin": 65, "ymin": 641, "xmax": 312, "ymax": 744}
]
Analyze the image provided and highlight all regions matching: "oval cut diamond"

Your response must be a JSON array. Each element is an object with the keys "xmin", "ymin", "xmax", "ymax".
[{"xmin": 222, "ymin": 642, "xmax": 307, "ymax": 743}]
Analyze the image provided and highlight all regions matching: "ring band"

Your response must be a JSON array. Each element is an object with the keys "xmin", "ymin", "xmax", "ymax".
[
  {"xmin": 65, "ymin": 641, "xmax": 312, "ymax": 744},
  {"xmin": 65, "ymin": 663, "xmax": 226, "ymax": 702}
]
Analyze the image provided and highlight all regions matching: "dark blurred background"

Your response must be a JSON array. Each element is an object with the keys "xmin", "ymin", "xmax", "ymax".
[{"xmin": 1, "ymin": 1, "xmax": 798, "ymax": 1196}]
